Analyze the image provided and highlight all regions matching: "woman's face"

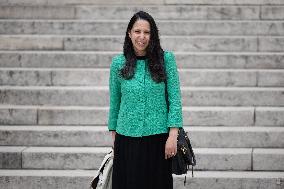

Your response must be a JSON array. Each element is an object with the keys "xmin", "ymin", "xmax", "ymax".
[{"xmin": 128, "ymin": 19, "xmax": 150, "ymax": 56}]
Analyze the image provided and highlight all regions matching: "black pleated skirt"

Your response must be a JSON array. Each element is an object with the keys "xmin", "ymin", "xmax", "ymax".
[{"xmin": 112, "ymin": 133, "xmax": 173, "ymax": 189}]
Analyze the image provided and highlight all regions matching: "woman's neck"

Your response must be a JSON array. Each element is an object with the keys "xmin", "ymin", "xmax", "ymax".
[{"xmin": 134, "ymin": 51, "xmax": 146, "ymax": 56}]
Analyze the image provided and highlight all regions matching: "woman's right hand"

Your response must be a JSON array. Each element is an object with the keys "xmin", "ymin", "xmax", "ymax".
[{"xmin": 111, "ymin": 131, "xmax": 116, "ymax": 148}]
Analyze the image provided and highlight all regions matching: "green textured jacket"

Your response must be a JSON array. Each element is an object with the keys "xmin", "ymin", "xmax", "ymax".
[{"xmin": 108, "ymin": 51, "xmax": 183, "ymax": 137}]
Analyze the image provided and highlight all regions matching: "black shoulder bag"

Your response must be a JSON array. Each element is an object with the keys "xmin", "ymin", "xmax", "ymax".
[{"xmin": 165, "ymin": 79, "xmax": 196, "ymax": 185}]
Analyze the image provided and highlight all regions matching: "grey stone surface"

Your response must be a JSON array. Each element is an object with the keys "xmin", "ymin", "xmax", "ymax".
[
  {"xmin": 0, "ymin": 20, "xmax": 126, "ymax": 35},
  {"xmin": 188, "ymin": 127, "xmax": 284, "ymax": 148},
  {"xmin": 259, "ymin": 37, "xmax": 284, "ymax": 52},
  {"xmin": 0, "ymin": 52, "xmax": 115, "ymax": 68},
  {"xmin": 0, "ymin": 5, "xmax": 260, "ymax": 20},
  {"xmin": 166, "ymin": 0, "xmax": 284, "ymax": 5},
  {"xmin": 2, "ymin": 20, "xmax": 284, "ymax": 36},
  {"xmin": 246, "ymin": 53, "xmax": 284, "ymax": 69},
  {"xmin": 21, "ymin": 147, "xmax": 252, "ymax": 171},
  {"xmin": 2, "ymin": 0, "xmax": 284, "ymax": 5},
  {"xmin": 160, "ymin": 20, "xmax": 284, "ymax": 36},
  {"xmin": 194, "ymin": 148, "xmax": 252, "ymax": 171},
  {"xmin": 182, "ymin": 88, "xmax": 284, "ymax": 106},
  {"xmin": 52, "ymin": 69, "xmax": 109, "ymax": 86},
  {"xmin": 162, "ymin": 37, "xmax": 258, "ymax": 52},
  {"xmin": 0, "ymin": 69, "xmax": 52, "ymax": 86},
  {"xmin": 22, "ymin": 147, "xmax": 110, "ymax": 169},
  {"xmin": 2, "ymin": 0, "xmax": 164, "ymax": 5},
  {"xmin": 63, "ymin": 36, "xmax": 123, "ymax": 51},
  {"xmin": 1, "ymin": 126, "xmax": 283, "ymax": 148},
  {"xmin": 0, "ymin": 6, "xmax": 75, "ymax": 19},
  {"xmin": 0, "ymin": 126, "xmax": 112, "ymax": 147},
  {"xmin": 36, "ymin": 106, "xmax": 255, "ymax": 126},
  {"xmin": 183, "ymin": 107, "xmax": 254, "ymax": 126},
  {"xmin": 180, "ymin": 70, "xmax": 257, "ymax": 87},
  {"xmin": 0, "ymin": 146, "xmax": 25, "ymax": 169},
  {"xmin": 1, "ymin": 87, "xmax": 283, "ymax": 106},
  {"xmin": 1, "ymin": 52, "xmax": 112, "ymax": 68},
  {"xmin": 0, "ymin": 35, "xmax": 258, "ymax": 52},
  {"xmin": 75, "ymin": 5, "xmax": 260, "ymax": 20},
  {"xmin": 63, "ymin": 36, "xmax": 258, "ymax": 52},
  {"xmin": 1, "ymin": 170, "xmax": 283, "ymax": 189},
  {"xmin": 0, "ymin": 87, "xmax": 108, "ymax": 106},
  {"xmin": 172, "ymin": 53, "xmax": 284, "ymax": 69},
  {"xmin": 253, "ymin": 148, "xmax": 284, "ymax": 171},
  {"xmin": 159, "ymin": 21, "xmax": 284, "ymax": 36},
  {"xmin": 0, "ymin": 172, "xmax": 93, "ymax": 189},
  {"xmin": 1, "ymin": 52, "xmax": 284, "ymax": 69},
  {"xmin": 258, "ymin": 70, "xmax": 284, "ymax": 87},
  {"xmin": 255, "ymin": 107, "xmax": 284, "ymax": 126},
  {"xmin": 0, "ymin": 108, "xmax": 37, "ymax": 125},
  {"xmin": 0, "ymin": 36, "xmax": 63, "ymax": 50},
  {"xmin": 174, "ymin": 173, "xmax": 284, "ymax": 189},
  {"xmin": 261, "ymin": 6, "xmax": 284, "ymax": 19},
  {"xmin": 38, "ymin": 107, "xmax": 107, "ymax": 125},
  {"xmin": 27, "ymin": 69, "xmax": 256, "ymax": 87}
]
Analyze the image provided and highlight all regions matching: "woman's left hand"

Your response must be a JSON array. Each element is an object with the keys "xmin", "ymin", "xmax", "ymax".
[{"xmin": 165, "ymin": 128, "xmax": 178, "ymax": 159}]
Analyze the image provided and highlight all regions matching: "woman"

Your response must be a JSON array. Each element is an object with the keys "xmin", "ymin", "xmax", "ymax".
[{"xmin": 108, "ymin": 11, "xmax": 183, "ymax": 189}]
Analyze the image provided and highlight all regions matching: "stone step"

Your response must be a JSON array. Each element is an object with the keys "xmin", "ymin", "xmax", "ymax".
[
  {"xmin": 168, "ymin": 0, "xmax": 284, "ymax": 5},
  {"xmin": 1, "ymin": 106, "xmax": 284, "ymax": 126},
  {"xmin": 255, "ymin": 107, "xmax": 284, "ymax": 126},
  {"xmin": 1, "ymin": 68, "xmax": 283, "ymax": 87},
  {"xmin": 2, "ymin": 0, "xmax": 284, "ymax": 6},
  {"xmin": 1, "ymin": 51, "xmax": 284, "ymax": 69},
  {"xmin": 0, "ymin": 106, "xmax": 253, "ymax": 126},
  {"xmin": 0, "ymin": 170, "xmax": 283, "ymax": 189},
  {"xmin": 0, "ymin": 86, "xmax": 283, "ymax": 106},
  {"xmin": 0, "ymin": 5, "xmax": 262, "ymax": 20},
  {"xmin": 1, "ymin": 146, "xmax": 283, "ymax": 171},
  {"xmin": 0, "ymin": 146, "xmax": 25, "ymax": 169},
  {"xmin": 1, "ymin": 35, "xmax": 283, "ymax": 52},
  {"xmin": 0, "ymin": 169, "xmax": 96, "ymax": 189},
  {"xmin": 1, "ymin": 126, "xmax": 283, "ymax": 148},
  {"xmin": 261, "ymin": 6, "xmax": 284, "ymax": 20},
  {"xmin": 253, "ymin": 148, "xmax": 284, "ymax": 171},
  {"xmin": 0, "ymin": 0, "xmax": 164, "ymax": 6},
  {"xmin": 0, "ymin": 35, "xmax": 262, "ymax": 52},
  {"xmin": 2, "ymin": 20, "xmax": 284, "ymax": 36}
]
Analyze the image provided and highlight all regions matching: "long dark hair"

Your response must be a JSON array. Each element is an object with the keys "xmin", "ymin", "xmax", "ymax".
[{"xmin": 120, "ymin": 11, "xmax": 166, "ymax": 83}]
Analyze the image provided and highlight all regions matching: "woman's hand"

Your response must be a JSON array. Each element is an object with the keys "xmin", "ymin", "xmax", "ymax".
[
  {"xmin": 111, "ymin": 131, "xmax": 116, "ymax": 148},
  {"xmin": 165, "ymin": 128, "xmax": 178, "ymax": 159}
]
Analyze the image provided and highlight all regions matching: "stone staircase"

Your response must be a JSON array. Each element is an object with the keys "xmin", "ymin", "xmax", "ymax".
[{"xmin": 0, "ymin": 0, "xmax": 284, "ymax": 188}]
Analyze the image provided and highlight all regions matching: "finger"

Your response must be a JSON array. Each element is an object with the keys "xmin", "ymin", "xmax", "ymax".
[
  {"xmin": 165, "ymin": 152, "xmax": 171, "ymax": 159},
  {"xmin": 165, "ymin": 151, "xmax": 169, "ymax": 159}
]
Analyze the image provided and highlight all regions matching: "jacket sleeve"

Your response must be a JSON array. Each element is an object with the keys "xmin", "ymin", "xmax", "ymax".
[
  {"xmin": 108, "ymin": 57, "xmax": 122, "ymax": 131},
  {"xmin": 165, "ymin": 51, "xmax": 183, "ymax": 128}
]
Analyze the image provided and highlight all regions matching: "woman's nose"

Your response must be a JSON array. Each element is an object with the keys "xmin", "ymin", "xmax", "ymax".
[{"xmin": 139, "ymin": 33, "xmax": 145, "ymax": 39}]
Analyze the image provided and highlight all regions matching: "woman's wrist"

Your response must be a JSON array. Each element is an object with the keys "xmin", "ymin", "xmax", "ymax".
[{"xmin": 169, "ymin": 127, "xmax": 178, "ymax": 138}]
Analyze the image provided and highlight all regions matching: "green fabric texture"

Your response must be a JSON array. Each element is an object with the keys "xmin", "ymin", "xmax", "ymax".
[{"xmin": 108, "ymin": 51, "xmax": 183, "ymax": 137}]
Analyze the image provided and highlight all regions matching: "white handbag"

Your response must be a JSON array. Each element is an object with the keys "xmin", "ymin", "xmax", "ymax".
[{"xmin": 90, "ymin": 150, "xmax": 114, "ymax": 189}]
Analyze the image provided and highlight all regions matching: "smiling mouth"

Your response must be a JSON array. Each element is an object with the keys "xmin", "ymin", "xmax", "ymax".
[{"xmin": 137, "ymin": 41, "xmax": 145, "ymax": 46}]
